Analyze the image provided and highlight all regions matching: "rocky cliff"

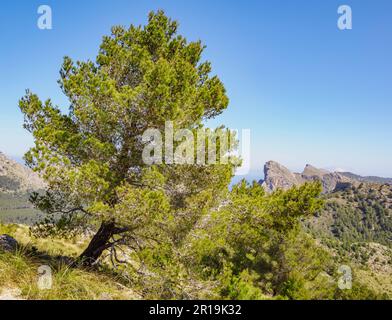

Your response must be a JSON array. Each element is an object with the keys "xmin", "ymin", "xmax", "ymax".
[{"xmin": 259, "ymin": 161, "xmax": 363, "ymax": 193}]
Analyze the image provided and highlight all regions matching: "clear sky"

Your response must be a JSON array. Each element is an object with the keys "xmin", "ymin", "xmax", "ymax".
[{"xmin": 0, "ymin": 0, "xmax": 391, "ymax": 179}]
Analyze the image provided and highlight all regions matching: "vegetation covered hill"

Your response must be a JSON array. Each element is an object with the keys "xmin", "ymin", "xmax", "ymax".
[
  {"xmin": 307, "ymin": 183, "xmax": 392, "ymax": 247},
  {"xmin": 256, "ymin": 160, "xmax": 392, "ymax": 299},
  {"xmin": 303, "ymin": 183, "xmax": 392, "ymax": 298}
]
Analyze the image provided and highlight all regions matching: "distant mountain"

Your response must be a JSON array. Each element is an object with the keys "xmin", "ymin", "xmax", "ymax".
[
  {"xmin": 339, "ymin": 172, "xmax": 392, "ymax": 185},
  {"xmin": 259, "ymin": 161, "xmax": 354, "ymax": 193},
  {"xmin": 259, "ymin": 161, "xmax": 391, "ymax": 193},
  {"xmin": 0, "ymin": 151, "xmax": 44, "ymax": 224},
  {"xmin": 0, "ymin": 151, "xmax": 45, "ymax": 193}
]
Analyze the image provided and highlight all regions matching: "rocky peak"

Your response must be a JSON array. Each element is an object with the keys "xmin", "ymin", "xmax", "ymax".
[
  {"xmin": 260, "ymin": 161, "xmax": 356, "ymax": 193},
  {"xmin": 260, "ymin": 161, "xmax": 302, "ymax": 192},
  {"xmin": 302, "ymin": 164, "xmax": 330, "ymax": 177}
]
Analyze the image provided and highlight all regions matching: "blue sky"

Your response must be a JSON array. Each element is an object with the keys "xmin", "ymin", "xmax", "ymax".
[{"xmin": 0, "ymin": 0, "xmax": 391, "ymax": 179}]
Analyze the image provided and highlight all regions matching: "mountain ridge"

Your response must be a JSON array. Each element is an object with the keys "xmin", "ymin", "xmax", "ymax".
[{"xmin": 259, "ymin": 160, "xmax": 392, "ymax": 193}]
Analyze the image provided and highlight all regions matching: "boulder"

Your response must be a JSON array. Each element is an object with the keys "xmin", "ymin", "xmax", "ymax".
[{"xmin": 0, "ymin": 234, "xmax": 19, "ymax": 252}]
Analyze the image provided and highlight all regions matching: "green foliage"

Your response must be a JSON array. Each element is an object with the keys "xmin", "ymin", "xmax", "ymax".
[
  {"xmin": 218, "ymin": 267, "xmax": 267, "ymax": 300},
  {"xmin": 185, "ymin": 181, "xmax": 335, "ymax": 299},
  {"xmin": 334, "ymin": 281, "xmax": 389, "ymax": 300}
]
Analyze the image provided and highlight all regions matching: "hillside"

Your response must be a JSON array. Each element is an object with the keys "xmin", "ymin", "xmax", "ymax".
[
  {"xmin": 0, "ymin": 152, "xmax": 44, "ymax": 193},
  {"xmin": 258, "ymin": 161, "xmax": 392, "ymax": 297},
  {"xmin": 307, "ymin": 183, "xmax": 392, "ymax": 246},
  {"xmin": 258, "ymin": 160, "xmax": 392, "ymax": 247},
  {"xmin": 0, "ymin": 152, "xmax": 44, "ymax": 224}
]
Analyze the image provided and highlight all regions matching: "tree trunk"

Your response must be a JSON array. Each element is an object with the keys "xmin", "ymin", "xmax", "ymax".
[{"xmin": 78, "ymin": 221, "xmax": 116, "ymax": 266}]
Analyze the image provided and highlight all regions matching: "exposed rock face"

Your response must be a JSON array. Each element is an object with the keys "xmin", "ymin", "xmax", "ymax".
[
  {"xmin": 0, "ymin": 234, "xmax": 19, "ymax": 252},
  {"xmin": 302, "ymin": 164, "xmax": 329, "ymax": 177},
  {"xmin": 312, "ymin": 172, "xmax": 353, "ymax": 193},
  {"xmin": 260, "ymin": 161, "xmax": 301, "ymax": 192},
  {"xmin": 0, "ymin": 152, "xmax": 45, "ymax": 193},
  {"xmin": 260, "ymin": 161, "xmax": 356, "ymax": 193}
]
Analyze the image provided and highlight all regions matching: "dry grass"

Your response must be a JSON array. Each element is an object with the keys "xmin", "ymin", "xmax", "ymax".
[{"xmin": 0, "ymin": 224, "xmax": 140, "ymax": 300}]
